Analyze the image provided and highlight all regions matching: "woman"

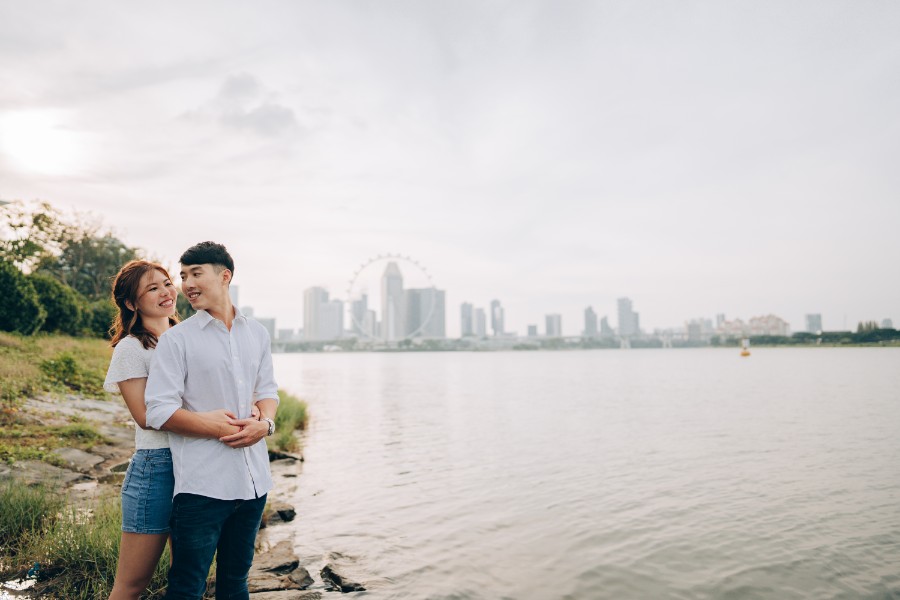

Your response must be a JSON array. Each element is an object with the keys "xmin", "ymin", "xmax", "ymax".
[{"xmin": 104, "ymin": 260, "xmax": 248, "ymax": 599}]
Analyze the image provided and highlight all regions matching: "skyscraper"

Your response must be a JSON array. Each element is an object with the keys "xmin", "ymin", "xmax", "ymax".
[
  {"xmin": 351, "ymin": 295, "xmax": 375, "ymax": 337},
  {"xmin": 617, "ymin": 297, "xmax": 640, "ymax": 338},
  {"xmin": 583, "ymin": 306, "xmax": 598, "ymax": 337},
  {"xmin": 546, "ymin": 314, "xmax": 562, "ymax": 337},
  {"xmin": 405, "ymin": 288, "xmax": 446, "ymax": 338},
  {"xmin": 381, "ymin": 262, "xmax": 404, "ymax": 342},
  {"xmin": 303, "ymin": 287, "xmax": 329, "ymax": 341},
  {"xmin": 490, "ymin": 299, "xmax": 504, "ymax": 336},
  {"xmin": 600, "ymin": 316, "xmax": 614, "ymax": 338},
  {"xmin": 474, "ymin": 308, "xmax": 487, "ymax": 337},
  {"xmin": 805, "ymin": 314, "xmax": 823, "ymax": 333},
  {"xmin": 460, "ymin": 303, "xmax": 474, "ymax": 337}
]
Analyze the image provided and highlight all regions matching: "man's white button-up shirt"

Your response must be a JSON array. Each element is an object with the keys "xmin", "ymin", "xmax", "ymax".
[{"xmin": 145, "ymin": 308, "xmax": 279, "ymax": 500}]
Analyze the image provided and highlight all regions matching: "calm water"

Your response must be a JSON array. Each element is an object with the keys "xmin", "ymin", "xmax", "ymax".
[{"xmin": 272, "ymin": 348, "xmax": 900, "ymax": 599}]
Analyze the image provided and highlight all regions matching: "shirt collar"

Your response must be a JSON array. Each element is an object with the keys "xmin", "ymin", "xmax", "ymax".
[{"xmin": 195, "ymin": 306, "xmax": 246, "ymax": 328}]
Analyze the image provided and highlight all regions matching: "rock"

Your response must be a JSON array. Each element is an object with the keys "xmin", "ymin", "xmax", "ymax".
[
  {"xmin": 268, "ymin": 501, "xmax": 297, "ymax": 524},
  {"xmin": 252, "ymin": 540, "xmax": 299, "ymax": 574},
  {"xmin": 0, "ymin": 460, "xmax": 91, "ymax": 486},
  {"xmin": 289, "ymin": 568, "xmax": 315, "ymax": 590},
  {"xmin": 321, "ymin": 564, "xmax": 366, "ymax": 593},
  {"xmin": 50, "ymin": 447, "xmax": 105, "ymax": 472},
  {"xmin": 249, "ymin": 591, "xmax": 322, "ymax": 600},
  {"xmin": 268, "ymin": 450, "xmax": 303, "ymax": 461}
]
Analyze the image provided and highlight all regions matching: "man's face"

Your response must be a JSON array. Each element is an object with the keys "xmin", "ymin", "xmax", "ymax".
[{"xmin": 180, "ymin": 263, "xmax": 229, "ymax": 310}]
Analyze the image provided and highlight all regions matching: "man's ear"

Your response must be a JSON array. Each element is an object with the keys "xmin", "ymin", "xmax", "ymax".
[{"xmin": 222, "ymin": 269, "xmax": 233, "ymax": 286}]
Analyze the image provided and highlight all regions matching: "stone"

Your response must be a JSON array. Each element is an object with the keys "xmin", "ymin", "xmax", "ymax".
[
  {"xmin": 0, "ymin": 460, "xmax": 91, "ymax": 486},
  {"xmin": 50, "ymin": 448, "xmax": 104, "ymax": 473},
  {"xmin": 249, "ymin": 591, "xmax": 322, "ymax": 600},
  {"xmin": 268, "ymin": 501, "xmax": 297, "ymax": 524},
  {"xmin": 252, "ymin": 540, "xmax": 299, "ymax": 574},
  {"xmin": 321, "ymin": 564, "xmax": 366, "ymax": 593}
]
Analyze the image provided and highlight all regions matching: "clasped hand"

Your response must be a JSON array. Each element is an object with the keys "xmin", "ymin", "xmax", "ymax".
[{"xmin": 198, "ymin": 405, "xmax": 268, "ymax": 448}]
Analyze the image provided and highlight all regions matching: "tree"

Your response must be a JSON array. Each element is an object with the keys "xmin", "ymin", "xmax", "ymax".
[
  {"xmin": 0, "ymin": 201, "xmax": 72, "ymax": 272},
  {"xmin": 29, "ymin": 273, "xmax": 84, "ymax": 335},
  {"xmin": 38, "ymin": 232, "xmax": 138, "ymax": 300},
  {"xmin": 0, "ymin": 260, "xmax": 46, "ymax": 335}
]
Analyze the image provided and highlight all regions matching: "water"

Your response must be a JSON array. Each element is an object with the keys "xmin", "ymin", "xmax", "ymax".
[{"xmin": 273, "ymin": 348, "xmax": 900, "ymax": 599}]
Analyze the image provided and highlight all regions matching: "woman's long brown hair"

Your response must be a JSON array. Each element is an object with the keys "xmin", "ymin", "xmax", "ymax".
[{"xmin": 110, "ymin": 260, "xmax": 179, "ymax": 349}]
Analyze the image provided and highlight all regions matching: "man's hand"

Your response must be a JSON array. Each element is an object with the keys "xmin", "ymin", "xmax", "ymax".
[{"xmin": 220, "ymin": 417, "xmax": 269, "ymax": 448}]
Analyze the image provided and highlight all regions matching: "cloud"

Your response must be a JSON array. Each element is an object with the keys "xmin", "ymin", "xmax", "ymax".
[{"xmin": 220, "ymin": 102, "xmax": 299, "ymax": 137}]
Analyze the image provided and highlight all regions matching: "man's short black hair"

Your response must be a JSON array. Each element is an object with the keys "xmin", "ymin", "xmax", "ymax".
[{"xmin": 179, "ymin": 241, "xmax": 235, "ymax": 275}]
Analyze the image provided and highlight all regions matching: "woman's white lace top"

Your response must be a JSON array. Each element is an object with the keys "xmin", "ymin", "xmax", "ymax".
[{"xmin": 104, "ymin": 335, "xmax": 170, "ymax": 450}]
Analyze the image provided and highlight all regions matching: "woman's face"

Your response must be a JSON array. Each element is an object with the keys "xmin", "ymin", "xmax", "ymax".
[{"xmin": 133, "ymin": 268, "xmax": 177, "ymax": 319}]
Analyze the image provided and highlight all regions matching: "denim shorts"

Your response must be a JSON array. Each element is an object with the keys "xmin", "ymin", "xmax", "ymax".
[{"xmin": 121, "ymin": 448, "xmax": 175, "ymax": 534}]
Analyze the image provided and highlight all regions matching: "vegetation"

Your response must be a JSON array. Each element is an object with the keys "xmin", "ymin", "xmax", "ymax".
[
  {"xmin": 1, "ymin": 493, "xmax": 169, "ymax": 599},
  {"xmin": 29, "ymin": 273, "xmax": 84, "ymax": 336},
  {"xmin": 268, "ymin": 390, "xmax": 309, "ymax": 453},
  {"xmin": 0, "ymin": 259, "xmax": 46, "ymax": 335}
]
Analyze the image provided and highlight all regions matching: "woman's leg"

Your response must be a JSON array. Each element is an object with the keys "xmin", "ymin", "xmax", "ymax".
[{"xmin": 109, "ymin": 532, "xmax": 168, "ymax": 600}]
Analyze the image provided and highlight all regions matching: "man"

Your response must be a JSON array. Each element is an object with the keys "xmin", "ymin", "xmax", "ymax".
[{"xmin": 145, "ymin": 241, "xmax": 278, "ymax": 600}]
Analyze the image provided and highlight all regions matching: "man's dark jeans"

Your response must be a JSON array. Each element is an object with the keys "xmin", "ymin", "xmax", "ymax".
[{"xmin": 164, "ymin": 492, "xmax": 267, "ymax": 600}]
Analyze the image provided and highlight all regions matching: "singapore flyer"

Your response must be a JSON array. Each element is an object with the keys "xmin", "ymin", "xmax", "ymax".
[{"xmin": 345, "ymin": 254, "xmax": 441, "ymax": 342}]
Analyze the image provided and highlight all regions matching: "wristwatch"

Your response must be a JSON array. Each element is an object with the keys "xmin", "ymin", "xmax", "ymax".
[{"xmin": 262, "ymin": 418, "xmax": 275, "ymax": 437}]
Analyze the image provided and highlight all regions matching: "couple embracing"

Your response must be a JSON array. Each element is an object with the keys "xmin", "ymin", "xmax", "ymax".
[{"xmin": 103, "ymin": 241, "xmax": 278, "ymax": 599}]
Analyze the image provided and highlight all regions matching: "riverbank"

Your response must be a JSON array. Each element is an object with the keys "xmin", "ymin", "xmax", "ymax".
[{"xmin": 0, "ymin": 332, "xmax": 317, "ymax": 599}]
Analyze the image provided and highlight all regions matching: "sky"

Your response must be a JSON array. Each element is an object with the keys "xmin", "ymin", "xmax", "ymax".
[{"xmin": 1, "ymin": 1, "xmax": 898, "ymax": 336}]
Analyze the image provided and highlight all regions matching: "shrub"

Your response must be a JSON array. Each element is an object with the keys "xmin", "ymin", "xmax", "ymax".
[
  {"xmin": 29, "ymin": 273, "xmax": 83, "ymax": 336},
  {"xmin": 267, "ymin": 390, "xmax": 308, "ymax": 453},
  {"xmin": 0, "ymin": 260, "xmax": 46, "ymax": 335},
  {"xmin": 39, "ymin": 352, "xmax": 105, "ymax": 395},
  {"xmin": 81, "ymin": 299, "xmax": 116, "ymax": 338}
]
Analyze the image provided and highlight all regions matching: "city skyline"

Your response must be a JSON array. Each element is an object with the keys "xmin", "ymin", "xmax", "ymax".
[{"xmin": 0, "ymin": 2, "xmax": 898, "ymax": 335}]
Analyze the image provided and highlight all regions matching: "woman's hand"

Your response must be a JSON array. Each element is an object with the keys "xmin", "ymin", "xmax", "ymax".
[{"xmin": 196, "ymin": 409, "xmax": 241, "ymax": 438}]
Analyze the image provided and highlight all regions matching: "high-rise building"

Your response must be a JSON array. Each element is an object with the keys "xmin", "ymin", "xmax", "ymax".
[
  {"xmin": 600, "ymin": 316, "xmax": 614, "ymax": 338},
  {"xmin": 381, "ymin": 262, "xmax": 405, "ymax": 342},
  {"xmin": 405, "ymin": 288, "xmax": 446, "ymax": 338},
  {"xmin": 527, "ymin": 325, "xmax": 538, "ymax": 337},
  {"xmin": 805, "ymin": 314, "xmax": 823, "ymax": 333},
  {"xmin": 583, "ymin": 306, "xmax": 598, "ymax": 337},
  {"xmin": 617, "ymin": 297, "xmax": 640, "ymax": 337},
  {"xmin": 474, "ymin": 308, "xmax": 487, "ymax": 337},
  {"xmin": 257, "ymin": 317, "xmax": 276, "ymax": 341},
  {"xmin": 351, "ymin": 295, "xmax": 376, "ymax": 337},
  {"xmin": 490, "ymin": 299, "xmax": 505, "ymax": 336},
  {"xmin": 320, "ymin": 299, "xmax": 344, "ymax": 340},
  {"xmin": 460, "ymin": 303, "xmax": 474, "ymax": 337},
  {"xmin": 229, "ymin": 285, "xmax": 240, "ymax": 308},
  {"xmin": 546, "ymin": 314, "xmax": 562, "ymax": 337},
  {"xmin": 883, "ymin": 318, "xmax": 894, "ymax": 329},
  {"xmin": 716, "ymin": 313, "xmax": 726, "ymax": 328},
  {"xmin": 303, "ymin": 287, "xmax": 329, "ymax": 340}
]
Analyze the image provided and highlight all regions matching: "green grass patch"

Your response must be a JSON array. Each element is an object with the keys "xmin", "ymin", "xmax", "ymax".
[
  {"xmin": 267, "ymin": 390, "xmax": 308, "ymax": 453},
  {"xmin": 0, "ymin": 331, "xmax": 111, "ymax": 410},
  {"xmin": 0, "ymin": 483, "xmax": 65, "ymax": 556},
  {"xmin": 7, "ymin": 494, "xmax": 169, "ymax": 599},
  {"xmin": 0, "ymin": 421, "xmax": 108, "ymax": 465}
]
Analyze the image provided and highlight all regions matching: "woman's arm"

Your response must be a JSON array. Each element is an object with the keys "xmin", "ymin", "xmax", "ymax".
[{"xmin": 117, "ymin": 377, "xmax": 240, "ymax": 438}]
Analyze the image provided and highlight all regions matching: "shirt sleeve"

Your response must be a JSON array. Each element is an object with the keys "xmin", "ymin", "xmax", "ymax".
[
  {"xmin": 145, "ymin": 332, "xmax": 186, "ymax": 429},
  {"xmin": 104, "ymin": 337, "xmax": 150, "ymax": 393},
  {"xmin": 253, "ymin": 327, "xmax": 280, "ymax": 404}
]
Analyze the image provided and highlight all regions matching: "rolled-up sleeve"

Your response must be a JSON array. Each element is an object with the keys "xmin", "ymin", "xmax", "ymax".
[
  {"xmin": 253, "ymin": 330, "xmax": 279, "ymax": 405},
  {"xmin": 145, "ymin": 333, "xmax": 186, "ymax": 429}
]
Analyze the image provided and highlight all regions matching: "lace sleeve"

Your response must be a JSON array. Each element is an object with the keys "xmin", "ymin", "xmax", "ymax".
[{"xmin": 104, "ymin": 337, "xmax": 152, "ymax": 393}]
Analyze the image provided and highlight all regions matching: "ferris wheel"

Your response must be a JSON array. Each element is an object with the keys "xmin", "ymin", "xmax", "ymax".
[{"xmin": 345, "ymin": 253, "xmax": 437, "ymax": 341}]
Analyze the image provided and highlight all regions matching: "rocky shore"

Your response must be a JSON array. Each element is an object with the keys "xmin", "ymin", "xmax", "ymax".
[{"xmin": 0, "ymin": 393, "xmax": 364, "ymax": 598}]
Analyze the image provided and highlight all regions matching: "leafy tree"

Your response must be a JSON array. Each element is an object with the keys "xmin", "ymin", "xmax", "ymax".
[
  {"xmin": 0, "ymin": 201, "xmax": 71, "ymax": 272},
  {"xmin": 38, "ymin": 232, "xmax": 138, "ymax": 301},
  {"xmin": 0, "ymin": 260, "xmax": 46, "ymax": 335},
  {"xmin": 176, "ymin": 293, "xmax": 196, "ymax": 321},
  {"xmin": 29, "ymin": 273, "xmax": 84, "ymax": 335}
]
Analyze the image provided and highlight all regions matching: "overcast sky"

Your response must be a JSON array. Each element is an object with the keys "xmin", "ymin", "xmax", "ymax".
[{"xmin": 1, "ymin": 1, "xmax": 898, "ymax": 335}]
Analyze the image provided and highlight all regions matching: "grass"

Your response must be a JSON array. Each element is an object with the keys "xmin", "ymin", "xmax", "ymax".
[
  {"xmin": 268, "ymin": 389, "xmax": 308, "ymax": 453},
  {"xmin": 0, "ymin": 483, "xmax": 65, "ymax": 556},
  {"xmin": 0, "ymin": 331, "xmax": 111, "ymax": 409},
  {"xmin": 5, "ymin": 494, "xmax": 169, "ymax": 599},
  {"xmin": 0, "ymin": 420, "xmax": 108, "ymax": 466}
]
